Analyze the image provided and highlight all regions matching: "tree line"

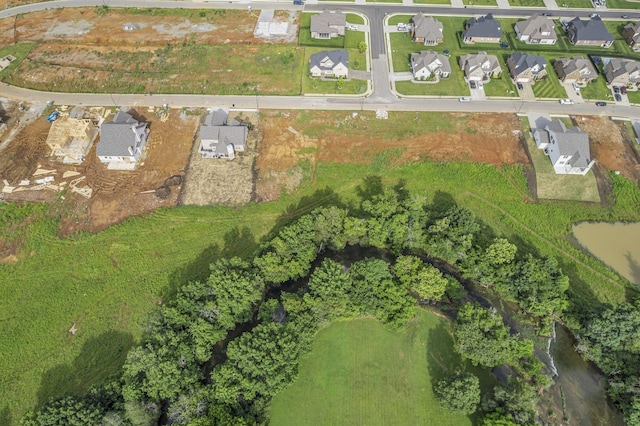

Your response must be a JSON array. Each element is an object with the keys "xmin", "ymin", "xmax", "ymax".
[{"xmin": 25, "ymin": 181, "xmax": 614, "ymax": 426}]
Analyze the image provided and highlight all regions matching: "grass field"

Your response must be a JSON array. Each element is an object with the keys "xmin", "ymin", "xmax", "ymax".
[
  {"xmin": 2, "ymin": 114, "xmax": 640, "ymax": 423},
  {"xmin": 269, "ymin": 310, "xmax": 490, "ymax": 425},
  {"xmin": 521, "ymin": 116, "xmax": 600, "ymax": 202},
  {"xmin": 0, "ymin": 43, "xmax": 34, "ymax": 79}
]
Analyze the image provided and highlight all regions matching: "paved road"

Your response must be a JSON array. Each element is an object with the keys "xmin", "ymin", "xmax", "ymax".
[{"xmin": 1, "ymin": 0, "xmax": 639, "ymax": 119}]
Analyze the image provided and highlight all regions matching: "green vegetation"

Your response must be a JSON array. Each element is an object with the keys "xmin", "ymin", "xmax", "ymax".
[
  {"xmin": 627, "ymin": 90, "xmax": 640, "ymax": 104},
  {"xmin": 302, "ymin": 47, "xmax": 367, "ymax": 95},
  {"xmin": 557, "ymin": 0, "xmax": 593, "ymax": 7},
  {"xmin": 507, "ymin": 0, "xmax": 545, "ymax": 6},
  {"xmin": 413, "ymin": 0, "xmax": 451, "ymax": 5},
  {"xmin": 531, "ymin": 74, "xmax": 568, "ymax": 99},
  {"xmin": 580, "ymin": 75, "xmax": 613, "ymax": 101},
  {"xmin": 270, "ymin": 310, "xmax": 478, "ymax": 425},
  {"xmin": 606, "ymin": 0, "xmax": 640, "ymax": 9},
  {"xmin": 520, "ymin": 117, "xmax": 600, "ymax": 202},
  {"xmin": 0, "ymin": 43, "xmax": 35, "ymax": 79},
  {"xmin": 346, "ymin": 14, "xmax": 365, "ymax": 25}
]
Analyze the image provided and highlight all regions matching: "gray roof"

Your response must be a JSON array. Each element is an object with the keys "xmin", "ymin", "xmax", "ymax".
[
  {"xmin": 411, "ymin": 51, "xmax": 451, "ymax": 74},
  {"xmin": 463, "ymin": 14, "xmax": 501, "ymax": 39},
  {"xmin": 567, "ymin": 16, "xmax": 615, "ymax": 42},
  {"xmin": 96, "ymin": 111, "xmax": 147, "ymax": 157},
  {"xmin": 310, "ymin": 50, "xmax": 349, "ymax": 71},
  {"xmin": 515, "ymin": 14, "xmax": 557, "ymax": 41},
  {"xmin": 509, "ymin": 52, "xmax": 547, "ymax": 76},
  {"xmin": 546, "ymin": 120, "xmax": 591, "ymax": 168},
  {"xmin": 604, "ymin": 58, "xmax": 640, "ymax": 83},
  {"xmin": 310, "ymin": 9, "xmax": 345, "ymax": 34},
  {"xmin": 204, "ymin": 108, "xmax": 228, "ymax": 126},
  {"xmin": 459, "ymin": 51, "xmax": 502, "ymax": 75},
  {"xmin": 554, "ymin": 56, "xmax": 597, "ymax": 79},
  {"xmin": 411, "ymin": 13, "xmax": 443, "ymax": 41},
  {"xmin": 623, "ymin": 21, "xmax": 640, "ymax": 44}
]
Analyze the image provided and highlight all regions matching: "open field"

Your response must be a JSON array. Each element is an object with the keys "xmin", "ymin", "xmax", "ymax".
[
  {"xmin": 1, "ymin": 110, "xmax": 640, "ymax": 424},
  {"xmin": 269, "ymin": 310, "xmax": 491, "ymax": 425}
]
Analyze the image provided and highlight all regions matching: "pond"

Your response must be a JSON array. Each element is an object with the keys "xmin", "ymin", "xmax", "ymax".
[{"xmin": 572, "ymin": 222, "xmax": 640, "ymax": 285}]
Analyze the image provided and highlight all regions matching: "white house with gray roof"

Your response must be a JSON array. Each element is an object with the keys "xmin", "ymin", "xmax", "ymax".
[
  {"xmin": 459, "ymin": 52, "xmax": 502, "ymax": 81},
  {"xmin": 310, "ymin": 9, "xmax": 346, "ymax": 39},
  {"xmin": 198, "ymin": 108, "xmax": 248, "ymax": 160},
  {"xmin": 514, "ymin": 14, "xmax": 557, "ymax": 45},
  {"xmin": 566, "ymin": 16, "xmax": 614, "ymax": 47},
  {"xmin": 96, "ymin": 110, "xmax": 149, "ymax": 170},
  {"xmin": 534, "ymin": 119, "xmax": 594, "ymax": 175},
  {"xmin": 507, "ymin": 52, "xmax": 547, "ymax": 83},
  {"xmin": 310, "ymin": 50, "xmax": 349, "ymax": 78},
  {"xmin": 462, "ymin": 14, "xmax": 502, "ymax": 44},
  {"xmin": 411, "ymin": 51, "xmax": 451, "ymax": 80},
  {"xmin": 411, "ymin": 13, "xmax": 443, "ymax": 46}
]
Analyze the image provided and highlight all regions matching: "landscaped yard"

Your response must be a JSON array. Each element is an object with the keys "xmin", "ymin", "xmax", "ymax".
[
  {"xmin": 303, "ymin": 47, "xmax": 367, "ymax": 95},
  {"xmin": 521, "ymin": 116, "xmax": 600, "ymax": 202},
  {"xmin": 413, "ymin": 0, "xmax": 451, "ymax": 5},
  {"xmin": 0, "ymin": 43, "xmax": 34, "ymax": 79},
  {"xmin": 606, "ymin": 0, "xmax": 640, "ymax": 8},
  {"xmin": 269, "ymin": 310, "xmax": 491, "ymax": 425},
  {"xmin": 579, "ymin": 75, "xmax": 614, "ymax": 101},
  {"xmin": 627, "ymin": 90, "xmax": 640, "ymax": 104},
  {"xmin": 531, "ymin": 72, "xmax": 568, "ymax": 99},
  {"xmin": 508, "ymin": 0, "xmax": 545, "ymax": 6}
]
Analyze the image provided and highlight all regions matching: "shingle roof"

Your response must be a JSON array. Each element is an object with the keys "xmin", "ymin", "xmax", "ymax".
[
  {"xmin": 567, "ymin": 16, "xmax": 615, "ymax": 43},
  {"xmin": 515, "ymin": 14, "xmax": 557, "ymax": 41},
  {"xmin": 463, "ymin": 13, "xmax": 501, "ymax": 39},
  {"xmin": 204, "ymin": 108, "xmax": 228, "ymax": 126},
  {"xmin": 310, "ymin": 9, "xmax": 345, "ymax": 34},
  {"xmin": 459, "ymin": 52, "xmax": 501, "ymax": 75},
  {"xmin": 509, "ymin": 52, "xmax": 547, "ymax": 77},
  {"xmin": 554, "ymin": 56, "xmax": 597, "ymax": 79},
  {"xmin": 309, "ymin": 50, "xmax": 349, "ymax": 71},
  {"xmin": 96, "ymin": 111, "xmax": 147, "ymax": 157},
  {"xmin": 411, "ymin": 13, "xmax": 443, "ymax": 41},
  {"xmin": 411, "ymin": 51, "xmax": 451, "ymax": 74},
  {"xmin": 546, "ymin": 120, "xmax": 591, "ymax": 168}
]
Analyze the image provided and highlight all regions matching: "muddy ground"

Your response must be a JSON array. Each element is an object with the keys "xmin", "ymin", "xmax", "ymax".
[
  {"xmin": 255, "ymin": 110, "xmax": 531, "ymax": 201},
  {"xmin": 575, "ymin": 116, "xmax": 640, "ymax": 184},
  {"xmin": 0, "ymin": 106, "xmax": 198, "ymax": 235}
]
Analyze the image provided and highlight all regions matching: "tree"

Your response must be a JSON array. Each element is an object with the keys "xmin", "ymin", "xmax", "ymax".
[
  {"xmin": 434, "ymin": 371, "xmax": 481, "ymax": 414},
  {"xmin": 454, "ymin": 303, "xmax": 533, "ymax": 368},
  {"xmin": 393, "ymin": 255, "xmax": 447, "ymax": 302},
  {"xmin": 358, "ymin": 41, "xmax": 367, "ymax": 53}
]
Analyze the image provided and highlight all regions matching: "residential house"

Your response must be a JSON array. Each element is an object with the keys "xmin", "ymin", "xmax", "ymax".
[
  {"xmin": 310, "ymin": 9, "xmax": 346, "ymax": 39},
  {"xmin": 45, "ymin": 106, "xmax": 102, "ymax": 164},
  {"xmin": 0, "ymin": 55, "xmax": 16, "ymax": 71},
  {"xmin": 310, "ymin": 50, "xmax": 349, "ymax": 78},
  {"xmin": 411, "ymin": 13, "xmax": 444, "ymax": 46},
  {"xmin": 462, "ymin": 14, "xmax": 502, "ymax": 44},
  {"xmin": 459, "ymin": 52, "xmax": 502, "ymax": 81},
  {"xmin": 533, "ymin": 119, "xmax": 594, "ymax": 175},
  {"xmin": 553, "ymin": 56, "xmax": 598, "ymax": 84},
  {"xmin": 96, "ymin": 110, "xmax": 149, "ymax": 170},
  {"xmin": 410, "ymin": 51, "xmax": 451, "ymax": 80},
  {"xmin": 508, "ymin": 52, "xmax": 547, "ymax": 83},
  {"xmin": 565, "ymin": 16, "xmax": 614, "ymax": 47},
  {"xmin": 198, "ymin": 108, "xmax": 248, "ymax": 160},
  {"xmin": 603, "ymin": 58, "xmax": 640, "ymax": 86},
  {"xmin": 622, "ymin": 21, "xmax": 640, "ymax": 52},
  {"xmin": 514, "ymin": 14, "xmax": 557, "ymax": 45}
]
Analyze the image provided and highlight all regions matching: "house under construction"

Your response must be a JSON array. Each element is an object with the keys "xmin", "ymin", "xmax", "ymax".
[{"xmin": 45, "ymin": 106, "xmax": 104, "ymax": 164}]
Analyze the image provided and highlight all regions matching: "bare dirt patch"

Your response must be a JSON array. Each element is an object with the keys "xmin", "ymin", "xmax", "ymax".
[
  {"xmin": 255, "ymin": 110, "xmax": 530, "ymax": 201},
  {"xmin": 576, "ymin": 116, "xmax": 640, "ymax": 183},
  {"xmin": 181, "ymin": 111, "xmax": 258, "ymax": 206},
  {"xmin": 0, "ymin": 107, "xmax": 198, "ymax": 234}
]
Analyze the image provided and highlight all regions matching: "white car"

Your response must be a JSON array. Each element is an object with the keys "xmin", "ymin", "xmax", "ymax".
[
  {"xmin": 347, "ymin": 24, "xmax": 358, "ymax": 30},
  {"xmin": 459, "ymin": 97, "xmax": 472, "ymax": 103},
  {"xmin": 589, "ymin": 13, "xmax": 600, "ymax": 18},
  {"xmin": 559, "ymin": 99, "xmax": 574, "ymax": 105}
]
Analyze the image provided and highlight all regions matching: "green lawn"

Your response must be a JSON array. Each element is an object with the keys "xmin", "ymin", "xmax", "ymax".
[
  {"xmin": 269, "ymin": 310, "xmax": 491, "ymax": 425},
  {"xmin": 521, "ymin": 117, "xmax": 600, "ymax": 202},
  {"xmin": 557, "ymin": 0, "xmax": 593, "ymax": 7},
  {"xmin": 302, "ymin": 47, "xmax": 367, "ymax": 95},
  {"xmin": 627, "ymin": 90, "xmax": 640, "ymax": 104},
  {"xmin": 531, "ymin": 72, "xmax": 568, "ymax": 99},
  {"xmin": 606, "ymin": 0, "xmax": 640, "ymax": 8},
  {"xmin": 508, "ymin": 0, "xmax": 545, "ymax": 6},
  {"xmin": 580, "ymin": 75, "xmax": 613, "ymax": 101},
  {"xmin": 413, "ymin": 0, "xmax": 451, "ymax": 5},
  {"xmin": 3, "ymin": 111, "xmax": 640, "ymax": 424},
  {"xmin": 0, "ymin": 43, "xmax": 34, "ymax": 79}
]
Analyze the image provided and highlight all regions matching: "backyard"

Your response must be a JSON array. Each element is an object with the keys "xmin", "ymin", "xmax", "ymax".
[{"xmin": 269, "ymin": 310, "xmax": 491, "ymax": 425}]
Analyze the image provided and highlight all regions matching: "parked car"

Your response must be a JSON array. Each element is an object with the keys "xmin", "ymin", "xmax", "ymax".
[
  {"xmin": 621, "ymin": 86, "xmax": 628, "ymax": 95},
  {"xmin": 517, "ymin": 82, "xmax": 524, "ymax": 90},
  {"xmin": 459, "ymin": 97, "xmax": 472, "ymax": 103},
  {"xmin": 347, "ymin": 24, "xmax": 358, "ymax": 30},
  {"xmin": 470, "ymin": 81, "xmax": 477, "ymax": 89},
  {"xmin": 560, "ymin": 99, "xmax": 574, "ymax": 105},
  {"xmin": 622, "ymin": 14, "xmax": 630, "ymax": 19},
  {"xmin": 589, "ymin": 13, "xmax": 600, "ymax": 18},
  {"xmin": 595, "ymin": 101, "xmax": 607, "ymax": 106},
  {"xmin": 478, "ymin": 82, "xmax": 483, "ymax": 88},
  {"xmin": 613, "ymin": 86, "xmax": 620, "ymax": 94},
  {"xmin": 615, "ymin": 94, "xmax": 622, "ymax": 102}
]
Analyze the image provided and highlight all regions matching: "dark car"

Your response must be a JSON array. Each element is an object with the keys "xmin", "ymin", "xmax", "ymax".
[
  {"xmin": 470, "ymin": 81, "xmax": 477, "ymax": 89},
  {"xmin": 615, "ymin": 94, "xmax": 622, "ymax": 102},
  {"xmin": 613, "ymin": 86, "xmax": 620, "ymax": 94},
  {"xmin": 622, "ymin": 14, "xmax": 630, "ymax": 19},
  {"xmin": 621, "ymin": 86, "xmax": 628, "ymax": 95},
  {"xmin": 595, "ymin": 101, "xmax": 607, "ymax": 107},
  {"xmin": 517, "ymin": 82, "xmax": 524, "ymax": 90}
]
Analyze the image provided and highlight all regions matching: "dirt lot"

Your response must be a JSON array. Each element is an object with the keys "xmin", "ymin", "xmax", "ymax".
[
  {"xmin": 180, "ymin": 111, "xmax": 258, "ymax": 206},
  {"xmin": 255, "ymin": 110, "xmax": 530, "ymax": 201},
  {"xmin": 576, "ymin": 116, "xmax": 640, "ymax": 183},
  {"xmin": 0, "ymin": 107, "xmax": 198, "ymax": 234}
]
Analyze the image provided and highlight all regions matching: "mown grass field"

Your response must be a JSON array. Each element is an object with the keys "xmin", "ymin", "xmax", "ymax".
[
  {"xmin": 269, "ymin": 309, "xmax": 490, "ymax": 425},
  {"xmin": 2, "ymin": 111, "xmax": 640, "ymax": 423}
]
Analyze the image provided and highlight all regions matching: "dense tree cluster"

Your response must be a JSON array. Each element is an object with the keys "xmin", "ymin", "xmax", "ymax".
[
  {"xmin": 434, "ymin": 371, "xmax": 481, "ymax": 415},
  {"xmin": 22, "ymin": 181, "xmax": 576, "ymax": 425}
]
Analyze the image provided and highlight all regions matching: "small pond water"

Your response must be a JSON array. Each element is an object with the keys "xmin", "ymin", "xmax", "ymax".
[{"xmin": 572, "ymin": 221, "xmax": 640, "ymax": 285}]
